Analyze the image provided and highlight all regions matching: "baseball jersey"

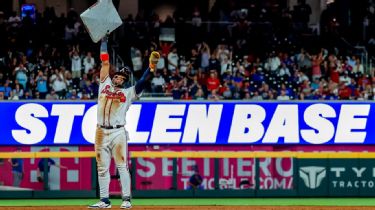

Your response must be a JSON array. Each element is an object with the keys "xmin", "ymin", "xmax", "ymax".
[{"xmin": 97, "ymin": 75, "xmax": 139, "ymax": 127}]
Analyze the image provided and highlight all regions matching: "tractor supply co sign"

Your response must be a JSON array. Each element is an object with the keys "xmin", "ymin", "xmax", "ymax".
[
  {"xmin": 298, "ymin": 159, "xmax": 375, "ymax": 196},
  {"xmin": 300, "ymin": 166, "xmax": 375, "ymax": 189},
  {"xmin": 0, "ymin": 101, "xmax": 374, "ymax": 145}
]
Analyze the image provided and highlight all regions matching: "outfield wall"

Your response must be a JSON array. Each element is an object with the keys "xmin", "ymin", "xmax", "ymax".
[{"xmin": 2, "ymin": 145, "xmax": 375, "ymax": 196}]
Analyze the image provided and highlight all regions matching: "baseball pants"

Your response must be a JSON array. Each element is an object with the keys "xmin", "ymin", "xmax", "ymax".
[{"xmin": 95, "ymin": 126, "xmax": 131, "ymax": 199}]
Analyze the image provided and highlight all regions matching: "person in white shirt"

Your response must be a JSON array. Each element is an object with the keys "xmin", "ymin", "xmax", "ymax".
[
  {"xmin": 279, "ymin": 63, "xmax": 291, "ymax": 77},
  {"xmin": 277, "ymin": 90, "xmax": 290, "ymax": 100},
  {"xmin": 353, "ymin": 58, "xmax": 364, "ymax": 74},
  {"xmin": 83, "ymin": 52, "xmax": 95, "ymax": 74},
  {"xmin": 251, "ymin": 91, "xmax": 263, "ymax": 100},
  {"xmin": 168, "ymin": 47, "xmax": 179, "ymax": 72},
  {"xmin": 130, "ymin": 47, "xmax": 143, "ymax": 79},
  {"xmin": 296, "ymin": 71, "xmax": 309, "ymax": 83},
  {"xmin": 339, "ymin": 72, "xmax": 351, "ymax": 86},
  {"xmin": 89, "ymin": 34, "xmax": 160, "ymax": 209},
  {"xmin": 151, "ymin": 72, "xmax": 166, "ymax": 93},
  {"xmin": 179, "ymin": 56, "xmax": 189, "ymax": 75},
  {"xmin": 266, "ymin": 53, "xmax": 281, "ymax": 72},
  {"xmin": 70, "ymin": 49, "xmax": 82, "ymax": 79},
  {"xmin": 220, "ymin": 57, "xmax": 232, "ymax": 75},
  {"xmin": 156, "ymin": 52, "xmax": 166, "ymax": 71},
  {"xmin": 50, "ymin": 69, "xmax": 67, "ymax": 98},
  {"xmin": 216, "ymin": 44, "xmax": 230, "ymax": 64}
]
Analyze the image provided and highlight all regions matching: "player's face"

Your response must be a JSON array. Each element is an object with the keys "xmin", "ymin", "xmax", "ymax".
[{"xmin": 112, "ymin": 75, "xmax": 126, "ymax": 87}]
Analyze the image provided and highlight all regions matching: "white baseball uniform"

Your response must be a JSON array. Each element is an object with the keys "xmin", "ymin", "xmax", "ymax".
[{"xmin": 95, "ymin": 75, "xmax": 139, "ymax": 200}]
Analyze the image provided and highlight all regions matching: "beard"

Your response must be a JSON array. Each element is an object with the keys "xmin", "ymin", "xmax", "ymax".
[{"xmin": 112, "ymin": 79, "xmax": 124, "ymax": 88}]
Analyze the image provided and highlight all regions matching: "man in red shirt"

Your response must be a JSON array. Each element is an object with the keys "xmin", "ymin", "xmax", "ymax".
[
  {"xmin": 338, "ymin": 82, "xmax": 351, "ymax": 99},
  {"xmin": 206, "ymin": 71, "xmax": 220, "ymax": 92}
]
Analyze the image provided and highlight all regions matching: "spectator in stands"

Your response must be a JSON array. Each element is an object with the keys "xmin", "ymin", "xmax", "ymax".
[
  {"xmin": 187, "ymin": 165, "xmax": 203, "ymax": 190},
  {"xmin": 50, "ymin": 68, "xmax": 67, "ymax": 99},
  {"xmin": 37, "ymin": 158, "xmax": 67, "ymax": 184},
  {"xmin": 181, "ymin": 91, "xmax": 193, "ymax": 100},
  {"xmin": 179, "ymin": 56, "xmax": 189, "ymax": 76},
  {"xmin": 66, "ymin": 89, "xmax": 80, "ymax": 100},
  {"xmin": 277, "ymin": 90, "xmax": 290, "ymax": 100},
  {"xmin": 208, "ymin": 53, "xmax": 220, "ymax": 74},
  {"xmin": 8, "ymin": 147, "xmax": 23, "ymax": 187},
  {"xmin": 0, "ymin": 4, "xmax": 373, "ymax": 102},
  {"xmin": 46, "ymin": 89, "xmax": 59, "ymax": 100},
  {"xmin": 151, "ymin": 71, "xmax": 166, "ymax": 93},
  {"xmin": 200, "ymin": 42, "xmax": 210, "ymax": 71},
  {"xmin": 265, "ymin": 52, "xmax": 281, "ymax": 73},
  {"xmin": 80, "ymin": 90, "xmax": 91, "ymax": 100},
  {"xmin": 14, "ymin": 64, "xmax": 28, "ymax": 90},
  {"xmin": 83, "ymin": 51, "xmax": 95, "ymax": 74},
  {"xmin": 168, "ymin": 47, "xmax": 179, "ymax": 72},
  {"xmin": 79, "ymin": 73, "xmax": 91, "ymax": 93},
  {"xmin": 70, "ymin": 46, "xmax": 82, "ymax": 79},
  {"xmin": 220, "ymin": 80, "xmax": 233, "ymax": 99},
  {"xmin": 0, "ymin": 80, "xmax": 9, "ymax": 99},
  {"xmin": 251, "ymin": 91, "xmax": 263, "ymax": 100},
  {"xmin": 10, "ymin": 84, "xmax": 23, "ymax": 100},
  {"xmin": 208, "ymin": 89, "xmax": 222, "ymax": 101},
  {"xmin": 194, "ymin": 88, "xmax": 205, "ymax": 100},
  {"xmin": 35, "ymin": 70, "xmax": 48, "ymax": 99},
  {"xmin": 243, "ymin": 91, "xmax": 251, "ymax": 100},
  {"xmin": 156, "ymin": 51, "xmax": 166, "ymax": 72},
  {"xmin": 131, "ymin": 46, "xmax": 143, "ymax": 79},
  {"xmin": 207, "ymin": 71, "xmax": 220, "ymax": 92},
  {"xmin": 279, "ymin": 63, "xmax": 291, "ymax": 77},
  {"xmin": 171, "ymin": 81, "xmax": 181, "ymax": 99},
  {"xmin": 353, "ymin": 58, "xmax": 364, "ymax": 74},
  {"xmin": 89, "ymin": 76, "xmax": 100, "ymax": 99}
]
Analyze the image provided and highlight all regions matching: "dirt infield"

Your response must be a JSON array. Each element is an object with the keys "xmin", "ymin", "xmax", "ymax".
[{"xmin": 0, "ymin": 206, "xmax": 374, "ymax": 210}]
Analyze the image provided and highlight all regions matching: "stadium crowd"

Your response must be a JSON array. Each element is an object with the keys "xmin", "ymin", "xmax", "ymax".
[{"xmin": 0, "ymin": 1, "xmax": 374, "ymax": 101}]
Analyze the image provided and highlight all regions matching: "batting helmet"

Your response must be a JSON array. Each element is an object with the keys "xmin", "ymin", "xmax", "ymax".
[{"xmin": 114, "ymin": 66, "xmax": 131, "ymax": 83}]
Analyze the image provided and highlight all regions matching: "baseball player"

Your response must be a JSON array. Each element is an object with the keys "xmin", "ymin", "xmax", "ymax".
[{"xmin": 89, "ymin": 34, "xmax": 160, "ymax": 209}]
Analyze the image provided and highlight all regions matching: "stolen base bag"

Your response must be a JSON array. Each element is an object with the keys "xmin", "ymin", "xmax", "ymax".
[{"xmin": 80, "ymin": 0, "xmax": 123, "ymax": 43}]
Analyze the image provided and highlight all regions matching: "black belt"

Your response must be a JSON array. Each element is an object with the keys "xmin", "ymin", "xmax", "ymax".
[{"xmin": 98, "ymin": 125, "xmax": 124, "ymax": 129}]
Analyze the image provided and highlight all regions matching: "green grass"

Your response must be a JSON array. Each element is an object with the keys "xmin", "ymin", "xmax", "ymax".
[{"xmin": 1, "ymin": 198, "xmax": 375, "ymax": 206}]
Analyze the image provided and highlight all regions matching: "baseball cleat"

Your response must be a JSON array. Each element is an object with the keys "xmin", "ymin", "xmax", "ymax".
[
  {"xmin": 88, "ymin": 200, "xmax": 111, "ymax": 208},
  {"xmin": 120, "ymin": 200, "xmax": 132, "ymax": 209}
]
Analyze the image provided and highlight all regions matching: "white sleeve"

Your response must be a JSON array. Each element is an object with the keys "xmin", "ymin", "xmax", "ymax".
[
  {"xmin": 99, "ymin": 75, "xmax": 112, "ymax": 94},
  {"xmin": 126, "ymin": 86, "xmax": 142, "ymax": 102}
]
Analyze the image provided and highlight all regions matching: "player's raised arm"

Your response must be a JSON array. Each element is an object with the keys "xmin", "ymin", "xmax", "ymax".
[
  {"xmin": 99, "ymin": 35, "xmax": 110, "ymax": 82},
  {"xmin": 134, "ymin": 51, "xmax": 160, "ymax": 95}
]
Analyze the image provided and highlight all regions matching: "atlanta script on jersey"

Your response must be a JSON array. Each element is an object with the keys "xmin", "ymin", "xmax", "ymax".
[{"xmin": 97, "ymin": 76, "xmax": 140, "ymax": 127}]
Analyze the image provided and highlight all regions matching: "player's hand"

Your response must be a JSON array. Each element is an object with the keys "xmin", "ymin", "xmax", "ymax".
[{"xmin": 149, "ymin": 51, "xmax": 160, "ymax": 72}]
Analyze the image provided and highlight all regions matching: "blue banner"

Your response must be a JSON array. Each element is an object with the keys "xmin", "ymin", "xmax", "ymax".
[{"xmin": 0, "ymin": 101, "xmax": 374, "ymax": 145}]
